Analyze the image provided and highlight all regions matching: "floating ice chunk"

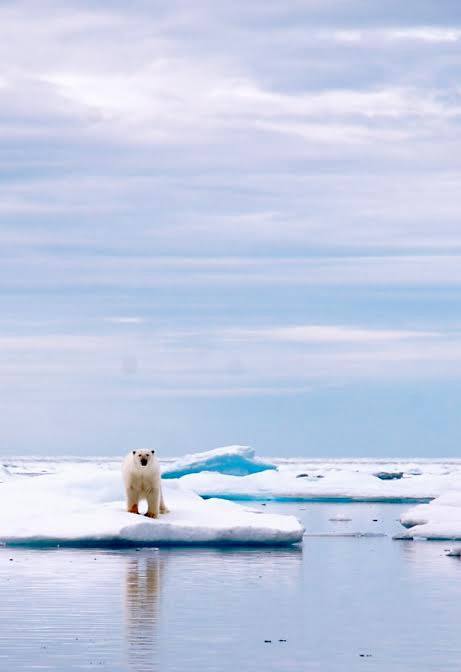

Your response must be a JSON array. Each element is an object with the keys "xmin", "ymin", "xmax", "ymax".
[
  {"xmin": 177, "ymin": 469, "xmax": 447, "ymax": 503},
  {"xmin": 162, "ymin": 445, "xmax": 276, "ymax": 479},
  {"xmin": 446, "ymin": 547, "xmax": 461, "ymax": 556},
  {"xmin": 295, "ymin": 473, "xmax": 323, "ymax": 480},
  {"xmin": 374, "ymin": 472, "xmax": 404, "ymax": 481},
  {"xmin": 304, "ymin": 532, "xmax": 386, "ymax": 538},
  {"xmin": 329, "ymin": 516, "xmax": 352, "ymax": 522},
  {"xmin": 398, "ymin": 490, "xmax": 461, "ymax": 540},
  {"xmin": 0, "ymin": 468, "xmax": 303, "ymax": 547}
]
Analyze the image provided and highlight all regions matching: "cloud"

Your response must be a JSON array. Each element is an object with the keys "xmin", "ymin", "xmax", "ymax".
[
  {"xmin": 225, "ymin": 325, "xmax": 437, "ymax": 343},
  {"xmin": 1, "ymin": 323, "xmax": 461, "ymax": 402},
  {"xmin": 1, "ymin": 0, "xmax": 461, "ymax": 424},
  {"xmin": 387, "ymin": 27, "xmax": 461, "ymax": 42},
  {"xmin": 3, "ymin": 253, "xmax": 461, "ymax": 290},
  {"xmin": 317, "ymin": 27, "xmax": 461, "ymax": 44},
  {"xmin": 3, "ymin": 170, "xmax": 461, "ymax": 259},
  {"xmin": 104, "ymin": 317, "xmax": 145, "ymax": 324},
  {"xmin": 0, "ymin": 2, "xmax": 460, "ymax": 155}
]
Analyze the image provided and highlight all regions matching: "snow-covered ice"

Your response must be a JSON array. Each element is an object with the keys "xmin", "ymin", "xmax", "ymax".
[
  {"xmin": 176, "ymin": 467, "xmax": 458, "ymax": 503},
  {"xmin": 159, "ymin": 454, "xmax": 461, "ymax": 502},
  {"xmin": 0, "ymin": 468, "xmax": 303, "ymax": 547},
  {"xmin": 4, "ymin": 452, "xmax": 461, "ymax": 502},
  {"xmin": 162, "ymin": 445, "xmax": 276, "ymax": 478},
  {"xmin": 446, "ymin": 547, "xmax": 461, "ymax": 556},
  {"xmin": 1, "ymin": 446, "xmax": 275, "ymax": 479},
  {"xmin": 398, "ymin": 490, "xmax": 461, "ymax": 541},
  {"xmin": 4, "ymin": 448, "xmax": 461, "ymax": 549}
]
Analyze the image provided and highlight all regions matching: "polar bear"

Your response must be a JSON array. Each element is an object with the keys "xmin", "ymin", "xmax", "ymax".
[{"xmin": 123, "ymin": 449, "xmax": 169, "ymax": 518}]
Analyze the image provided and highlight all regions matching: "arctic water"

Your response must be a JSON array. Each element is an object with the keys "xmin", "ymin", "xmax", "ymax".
[{"xmin": 1, "ymin": 501, "xmax": 460, "ymax": 672}]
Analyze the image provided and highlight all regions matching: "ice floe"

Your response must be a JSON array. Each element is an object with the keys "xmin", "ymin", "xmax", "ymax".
[
  {"xmin": 176, "ymin": 468, "xmax": 456, "ymax": 503},
  {"xmin": 398, "ymin": 490, "xmax": 461, "ymax": 541},
  {"xmin": 0, "ymin": 468, "xmax": 303, "ymax": 547},
  {"xmin": 162, "ymin": 445, "xmax": 276, "ymax": 479},
  {"xmin": 3, "ymin": 452, "xmax": 461, "ymax": 503}
]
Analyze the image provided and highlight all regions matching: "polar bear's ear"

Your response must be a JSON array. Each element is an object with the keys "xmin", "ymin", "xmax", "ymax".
[{"xmin": 132, "ymin": 450, "xmax": 136, "ymax": 455}]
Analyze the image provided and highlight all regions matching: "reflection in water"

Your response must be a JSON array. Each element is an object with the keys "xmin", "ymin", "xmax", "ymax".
[
  {"xmin": 3, "ymin": 504, "xmax": 461, "ymax": 672},
  {"xmin": 125, "ymin": 553, "xmax": 165, "ymax": 672},
  {"xmin": 398, "ymin": 537, "xmax": 461, "ymax": 579}
]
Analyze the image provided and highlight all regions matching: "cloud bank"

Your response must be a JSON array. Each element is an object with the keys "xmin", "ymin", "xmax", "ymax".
[{"xmin": 1, "ymin": 0, "xmax": 461, "ymax": 453}]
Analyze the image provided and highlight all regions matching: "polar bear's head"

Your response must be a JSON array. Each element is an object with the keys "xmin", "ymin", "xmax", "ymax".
[{"xmin": 132, "ymin": 449, "xmax": 156, "ymax": 467}]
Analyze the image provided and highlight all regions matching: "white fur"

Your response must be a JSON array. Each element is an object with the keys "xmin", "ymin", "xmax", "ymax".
[{"xmin": 122, "ymin": 450, "xmax": 169, "ymax": 518}]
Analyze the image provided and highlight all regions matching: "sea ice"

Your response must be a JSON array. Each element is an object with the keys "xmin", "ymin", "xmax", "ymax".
[
  {"xmin": 398, "ymin": 490, "xmax": 461, "ymax": 540},
  {"xmin": 4, "ymin": 452, "xmax": 461, "ymax": 503},
  {"xmin": 446, "ymin": 547, "xmax": 461, "ymax": 556},
  {"xmin": 0, "ymin": 468, "xmax": 303, "ymax": 547},
  {"xmin": 176, "ymin": 468, "xmax": 454, "ymax": 503},
  {"xmin": 162, "ymin": 445, "xmax": 276, "ymax": 479}
]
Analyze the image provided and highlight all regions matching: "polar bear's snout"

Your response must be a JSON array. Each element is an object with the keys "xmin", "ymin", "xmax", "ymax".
[{"xmin": 132, "ymin": 449, "xmax": 155, "ymax": 467}]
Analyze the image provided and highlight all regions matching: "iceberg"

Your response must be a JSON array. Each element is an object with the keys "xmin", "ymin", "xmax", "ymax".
[
  {"xmin": 0, "ymin": 468, "xmax": 303, "ymax": 547},
  {"xmin": 162, "ymin": 445, "xmax": 276, "ymax": 479},
  {"xmin": 398, "ymin": 490, "xmax": 461, "ymax": 541}
]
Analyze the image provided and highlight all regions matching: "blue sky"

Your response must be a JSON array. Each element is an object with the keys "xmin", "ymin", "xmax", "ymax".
[{"xmin": 1, "ymin": 0, "xmax": 461, "ymax": 457}]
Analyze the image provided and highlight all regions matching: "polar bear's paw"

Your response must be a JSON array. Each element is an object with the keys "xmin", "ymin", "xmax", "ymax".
[
  {"xmin": 160, "ymin": 505, "xmax": 170, "ymax": 515},
  {"xmin": 145, "ymin": 511, "xmax": 159, "ymax": 519}
]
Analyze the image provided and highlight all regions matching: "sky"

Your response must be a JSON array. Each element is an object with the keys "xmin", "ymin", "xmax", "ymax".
[{"xmin": 1, "ymin": 0, "xmax": 461, "ymax": 457}]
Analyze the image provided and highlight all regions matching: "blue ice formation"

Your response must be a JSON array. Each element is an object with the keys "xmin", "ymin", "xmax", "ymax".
[{"xmin": 162, "ymin": 445, "xmax": 276, "ymax": 479}]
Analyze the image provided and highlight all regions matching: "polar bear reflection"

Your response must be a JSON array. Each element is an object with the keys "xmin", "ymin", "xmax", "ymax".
[{"xmin": 124, "ymin": 554, "xmax": 165, "ymax": 672}]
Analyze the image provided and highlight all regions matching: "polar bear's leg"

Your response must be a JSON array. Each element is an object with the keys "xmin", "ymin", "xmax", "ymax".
[
  {"xmin": 126, "ymin": 488, "xmax": 139, "ymax": 514},
  {"xmin": 145, "ymin": 487, "xmax": 160, "ymax": 519},
  {"xmin": 160, "ymin": 485, "xmax": 170, "ymax": 514}
]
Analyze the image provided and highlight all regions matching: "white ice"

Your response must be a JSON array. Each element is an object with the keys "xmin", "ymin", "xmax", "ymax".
[
  {"xmin": 176, "ymin": 467, "xmax": 459, "ymax": 502},
  {"xmin": 161, "ymin": 445, "xmax": 276, "ymax": 479},
  {"xmin": 0, "ymin": 468, "xmax": 303, "ymax": 547},
  {"xmin": 3, "ymin": 451, "xmax": 461, "ymax": 503},
  {"xmin": 398, "ymin": 490, "xmax": 461, "ymax": 541}
]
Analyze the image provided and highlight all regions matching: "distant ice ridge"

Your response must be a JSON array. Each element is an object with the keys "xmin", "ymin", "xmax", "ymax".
[
  {"xmin": 0, "ymin": 468, "xmax": 303, "ymax": 547},
  {"xmin": 398, "ymin": 490, "xmax": 461, "ymax": 541},
  {"xmin": 162, "ymin": 445, "xmax": 276, "ymax": 479}
]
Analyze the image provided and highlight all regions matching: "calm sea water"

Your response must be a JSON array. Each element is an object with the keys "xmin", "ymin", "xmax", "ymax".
[{"xmin": 1, "ymin": 502, "xmax": 460, "ymax": 671}]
